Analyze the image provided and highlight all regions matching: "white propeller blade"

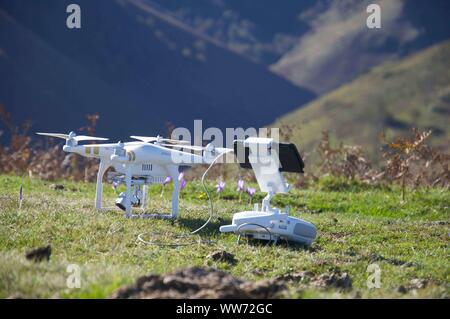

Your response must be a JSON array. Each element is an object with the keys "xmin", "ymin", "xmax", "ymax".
[
  {"xmin": 160, "ymin": 143, "xmax": 205, "ymax": 151},
  {"xmin": 130, "ymin": 135, "xmax": 190, "ymax": 144},
  {"xmin": 163, "ymin": 138, "xmax": 190, "ymax": 144},
  {"xmin": 74, "ymin": 135, "xmax": 109, "ymax": 141},
  {"xmin": 160, "ymin": 144, "xmax": 232, "ymax": 154},
  {"xmin": 36, "ymin": 132, "xmax": 69, "ymax": 139},
  {"xmin": 81, "ymin": 143, "xmax": 119, "ymax": 148},
  {"xmin": 130, "ymin": 135, "xmax": 157, "ymax": 143},
  {"xmin": 36, "ymin": 132, "xmax": 108, "ymax": 142}
]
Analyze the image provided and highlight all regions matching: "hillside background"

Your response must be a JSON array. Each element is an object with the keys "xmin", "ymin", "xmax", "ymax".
[
  {"xmin": 0, "ymin": 0, "xmax": 449, "ymax": 156},
  {"xmin": 273, "ymin": 41, "xmax": 450, "ymax": 160}
]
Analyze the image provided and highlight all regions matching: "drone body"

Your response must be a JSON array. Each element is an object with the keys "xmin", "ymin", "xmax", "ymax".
[{"xmin": 38, "ymin": 132, "xmax": 218, "ymax": 219}]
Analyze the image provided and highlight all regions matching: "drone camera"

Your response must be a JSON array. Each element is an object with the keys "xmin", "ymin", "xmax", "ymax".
[{"xmin": 115, "ymin": 192, "xmax": 141, "ymax": 211}]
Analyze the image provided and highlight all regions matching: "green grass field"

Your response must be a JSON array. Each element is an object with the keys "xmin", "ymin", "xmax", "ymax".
[{"xmin": 0, "ymin": 175, "xmax": 448, "ymax": 298}]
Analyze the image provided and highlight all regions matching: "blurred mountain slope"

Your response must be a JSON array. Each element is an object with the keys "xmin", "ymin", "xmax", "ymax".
[
  {"xmin": 148, "ymin": 0, "xmax": 316, "ymax": 64},
  {"xmin": 146, "ymin": 0, "xmax": 450, "ymax": 95},
  {"xmin": 271, "ymin": 0, "xmax": 450, "ymax": 94},
  {"xmin": 272, "ymin": 40, "xmax": 450, "ymax": 159},
  {"xmin": 0, "ymin": 0, "xmax": 314, "ymax": 140}
]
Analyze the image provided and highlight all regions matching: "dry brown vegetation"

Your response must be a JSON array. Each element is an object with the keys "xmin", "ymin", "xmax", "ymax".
[
  {"xmin": 0, "ymin": 105, "xmax": 99, "ymax": 181},
  {"xmin": 0, "ymin": 105, "xmax": 448, "ymax": 196},
  {"xmin": 279, "ymin": 123, "xmax": 449, "ymax": 195},
  {"xmin": 311, "ymin": 129, "xmax": 449, "ymax": 197}
]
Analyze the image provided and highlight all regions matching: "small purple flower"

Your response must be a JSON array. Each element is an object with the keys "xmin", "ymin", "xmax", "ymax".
[
  {"xmin": 246, "ymin": 187, "xmax": 256, "ymax": 203},
  {"xmin": 180, "ymin": 179, "xmax": 188, "ymax": 190},
  {"xmin": 112, "ymin": 181, "xmax": 118, "ymax": 191},
  {"xmin": 178, "ymin": 172, "xmax": 184, "ymax": 182},
  {"xmin": 19, "ymin": 185, "xmax": 23, "ymax": 208},
  {"xmin": 236, "ymin": 179, "xmax": 245, "ymax": 192},
  {"xmin": 247, "ymin": 187, "xmax": 256, "ymax": 197},
  {"xmin": 216, "ymin": 181, "xmax": 226, "ymax": 193},
  {"xmin": 163, "ymin": 176, "xmax": 172, "ymax": 185},
  {"xmin": 160, "ymin": 176, "xmax": 172, "ymax": 197}
]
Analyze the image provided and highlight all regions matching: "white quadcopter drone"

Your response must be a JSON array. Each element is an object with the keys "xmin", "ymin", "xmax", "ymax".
[{"xmin": 36, "ymin": 131, "xmax": 316, "ymax": 245}]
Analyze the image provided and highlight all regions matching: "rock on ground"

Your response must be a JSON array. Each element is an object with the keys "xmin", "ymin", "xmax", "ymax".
[
  {"xmin": 25, "ymin": 245, "xmax": 52, "ymax": 262},
  {"xmin": 206, "ymin": 250, "xmax": 237, "ymax": 264}
]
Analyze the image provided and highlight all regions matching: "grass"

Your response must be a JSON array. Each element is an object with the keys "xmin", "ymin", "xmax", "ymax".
[{"xmin": 0, "ymin": 174, "xmax": 449, "ymax": 298}]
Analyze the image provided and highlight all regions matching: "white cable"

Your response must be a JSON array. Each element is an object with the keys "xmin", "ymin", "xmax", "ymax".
[
  {"xmin": 236, "ymin": 222, "xmax": 273, "ymax": 244},
  {"xmin": 137, "ymin": 149, "xmax": 231, "ymax": 246},
  {"xmin": 137, "ymin": 232, "xmax": 205, "ymax": 247},
  {"xmin": 191, "ymin": 149, "xmax": 232, "ymax": 235}
]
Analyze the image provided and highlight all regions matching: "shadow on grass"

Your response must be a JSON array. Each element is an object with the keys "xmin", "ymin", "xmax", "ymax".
[
  {"xmin": 177, "ymin": 216, "xmax": 314, "ymax": 252},
  {"xmin": 176, "ymin": 217, "xmax": 229, "ymax": 237}
]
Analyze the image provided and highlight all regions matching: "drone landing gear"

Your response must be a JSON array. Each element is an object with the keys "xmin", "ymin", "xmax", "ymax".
[
  {"xmin": 107, "ymin": 167, "xmax": 180, "ymax": 219},
  {"xmin": 95, "ymin": 160, "xmax": 112, "ymax": 212}
]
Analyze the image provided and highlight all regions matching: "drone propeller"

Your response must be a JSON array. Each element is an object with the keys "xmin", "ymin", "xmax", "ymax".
[
  {"xmin": 72, "ymin": 135, "xmax": 109, "ymax": 142},
  {"xmin": 159, "ymin": 143, "xmax": 204, "ymax": 151},
  {"xmin": 36, "ymin": 132, "xmax": 69, "ymax": 139},
  {"xmin": 130, "ymin": 135, "xmax": 190, "ymax": 144},
  {"xmin": 37, "ymin": 132, "xmax": 109, "ymax": 142},
  {"xmin": 81, "ymin": 142, "xmax": 122, "ymax": 148},
  {"xmin": 160, "ymin": 143, "xmax": 231, "ymax": 155}
]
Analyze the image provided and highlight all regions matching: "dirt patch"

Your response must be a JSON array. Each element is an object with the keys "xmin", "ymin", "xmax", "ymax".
[
  {"xmin": 311, "ymin": 270, "xmax": 352, "ymax": 290},
  {"xmin": 25, "ymin": 245, "xmax": 51, "ymax": 262},
  {"xmin": 49, "ymin": 184, "xmax": 64, "ymax": 190},
  {"xmin": 322, "ymin": 231, "xmax": 350, "ymax": 241},
  {"xmin": 111, "ymin": 267, "xmax": 286, "ymax": 299},
  {"xmin": 206, "ymin": 250, "xmax": 236, "ymax": 264},
  {"xmin": 275, "ymin": 270, "xmax": 315, "ymax": 284},
  {"xmin": 397, "ymin": 278, "xmax": 429, "ymax": 294}
]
